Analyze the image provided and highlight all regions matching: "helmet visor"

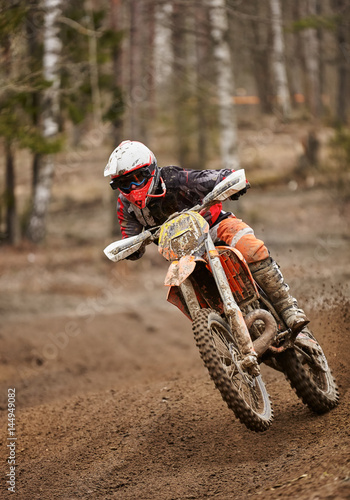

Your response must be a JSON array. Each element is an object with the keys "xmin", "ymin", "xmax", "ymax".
[{"xmin": 110, "ymin": 167, "xmax": 153, "ymax": 193}]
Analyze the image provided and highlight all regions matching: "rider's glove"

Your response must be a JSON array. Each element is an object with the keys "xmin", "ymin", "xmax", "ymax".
[
  {"xmin": 230, "ymin": 182, "xmax": 250, "ymax": 201},
  {"xmin": 125, "ymin": 244, "xmax": 146, "ymax": 261}
]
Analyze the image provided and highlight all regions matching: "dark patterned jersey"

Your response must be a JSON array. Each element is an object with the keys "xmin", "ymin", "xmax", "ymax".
[{"xmin": 117, "ymin": 166, "xmax": 235, "ymax": 238}]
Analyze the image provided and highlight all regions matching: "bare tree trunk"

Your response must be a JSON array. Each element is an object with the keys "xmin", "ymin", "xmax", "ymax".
[
  {"xmin": 207, "ymin": 0, "xmax": 239, "ymax": 170},
  {"xmin": 154, "ymin": 1, "xmax": 173, "ymax": 88},
  {"xmin": 31, "ymin": 153, "xmax": 40, "ymax": 194},
  {"xmin": 129, "ymin": 0, "xmax": 145, "ymax": 140},
  {"xmin": 110, "ymin": 0, "xmax": 124, "ymax": 141},
  {"xmin": 294, "ymin": 0, "xmax": 307, "ymax": 107},
  {"xmin": 316, "ymin": 0, "xmax": 325, "ymax": 108},
  {"xmin": 250, "ymin": 1, "xmax": 273, "ymax": 114},
  {"xmin": 142, "ymin": 1, "xmax": 156, "ymax": 130},
  {"xmin": 26, "ymin": 3, "xmax": 42, "ymax": 198},
  {"xmin": 5, "ymin": 142, "xmax": 19, "ymax": 244},
  {"xmin": 289, "ymin": 0, "xmax": 304, "ymax": 108},
  {"xmin": 86, "ymin": 0, "xmax": 102, "ymax": 125},
  {"xmin": 2, "ymin": 32, "xmax": 18, "ymax": 244},
  {"xmin": 333, "ymin": 0, "xmax": 349, "ymax": 124},
  {"xmin": 195, "ymin": 3, "xmax": 210, "ymax": 167},
  {"xmin": 110, "ymin": 0, "xmax": 124, "ymax": 237},
  {"xmin": 301, "ymin": 0, "xmax": 322, "ymax": 117},
  {"xmin": 171, "ymin": 0, "xmax": 198, "ymax": 168},
  {"xmin": 130, "ymin": 0, "xmax": 154, "ymax": 144},
  {"xmin": 171, "ymin": 1, "xmax": 191, "ymax": 166},
  {"xmin": 269, "ymin": 0, "xmax": 291, "ymax": 119},
  {"xmin": 27, "ymin": 0, "xmax": 62, "ymax": 243}
]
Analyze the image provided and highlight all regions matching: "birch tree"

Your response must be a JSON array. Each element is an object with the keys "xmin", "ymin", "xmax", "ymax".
[
  {"xmin": 154, "ymin": 1, "xmax": 173, "ymax": 87},
  {"xmin": 27, "ymin": 0, "xmax": 62, "ymax": 243},
  {"xmin": 207, "ymin": 0, "xmax": 239, "ymax": 170},
  {"xmin": 269, "ymin": 0, "xmax": 291, "ymax": 119}
]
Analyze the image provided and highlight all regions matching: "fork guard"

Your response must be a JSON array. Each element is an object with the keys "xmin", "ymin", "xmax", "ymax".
[{"xmin": 165, "ymin": 256, "xmax": 208, "ymax": 321}]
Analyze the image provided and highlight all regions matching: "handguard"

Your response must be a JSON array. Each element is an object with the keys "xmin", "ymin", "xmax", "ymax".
[
  {"xmin": 103, "ymin": 230, "xmax": 152, "ymax": 262},
  {"xmin": 229, "ymin": 182, "xmax": 250, "ymax": 200},
  {"xmin": 200, "ymin": 169, "xmax": 247, "ymax": 208}
]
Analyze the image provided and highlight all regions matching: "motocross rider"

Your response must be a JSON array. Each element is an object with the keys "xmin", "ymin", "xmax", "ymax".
[{"xmin": 104, "ymin": 140, "xmax": 309, "ymax": 334}]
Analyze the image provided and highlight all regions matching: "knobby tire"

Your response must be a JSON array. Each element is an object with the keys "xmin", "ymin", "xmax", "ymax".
[
  {"xmin": 192, "ymin": 308, "xmax": 273, "ymax": 432},
  {"xmin": 278, "ymin": 348, "xmax": 339, "ymax": 414}
]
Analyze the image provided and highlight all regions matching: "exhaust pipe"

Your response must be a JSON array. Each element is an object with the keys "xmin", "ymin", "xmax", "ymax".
[{"xmin": 245, "ymin": 309, "xmax": 277, "ymax": 357}]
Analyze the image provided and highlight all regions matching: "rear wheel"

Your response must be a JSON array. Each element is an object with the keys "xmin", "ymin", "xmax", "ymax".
[
  {"xmin": 278, "ymin": 340, "xmax": 339, "ymax": 413},
  {"xmin": 192, "ymin": 308, "xmax": 273, "ymax": 432}
]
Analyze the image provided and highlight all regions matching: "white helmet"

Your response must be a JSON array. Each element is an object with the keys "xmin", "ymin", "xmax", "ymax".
[{"xmin": 104, "ymin": 140, "xmax": 161, "ymax": 209}]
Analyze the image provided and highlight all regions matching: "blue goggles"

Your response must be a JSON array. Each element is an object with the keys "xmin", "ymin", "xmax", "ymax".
[{"xmin": 110, "ymin": 167, "xmax": 153, "ymax": 193}]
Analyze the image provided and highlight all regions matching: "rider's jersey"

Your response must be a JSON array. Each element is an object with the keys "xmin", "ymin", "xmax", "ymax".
[{"xmin": 117, "ymin": 166, "xmax": 235, "ymax": 239}]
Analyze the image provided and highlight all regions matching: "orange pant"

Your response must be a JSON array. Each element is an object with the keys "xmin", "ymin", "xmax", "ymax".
[{"xmin": 213, "ymin": 215, "xmax": 269, "ymax": 264}]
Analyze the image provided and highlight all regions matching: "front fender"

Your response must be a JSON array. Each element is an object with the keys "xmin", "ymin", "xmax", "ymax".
[{"xmin": 164, "ymin": 255, "xmax": 205, "ymax": 286}]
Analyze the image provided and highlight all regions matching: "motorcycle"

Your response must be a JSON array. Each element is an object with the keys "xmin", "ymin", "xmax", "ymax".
[{"xmin": 104, "ymin": 170, "xmax": 339, "ymax": 432}]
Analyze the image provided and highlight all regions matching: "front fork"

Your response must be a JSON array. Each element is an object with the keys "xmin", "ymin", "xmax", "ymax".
[{"xmin": 180, "ymin": 234, "xmax": 260, "ymax": 376}]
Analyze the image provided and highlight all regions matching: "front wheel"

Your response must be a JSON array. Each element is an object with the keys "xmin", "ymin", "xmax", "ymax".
[
  {"xmin": 278, "ymin": 340, "xmax": 339, "ymax": 413},
  {"xmin": 192, "ymin": 308, "xmax": 273, "ymax": 432}
]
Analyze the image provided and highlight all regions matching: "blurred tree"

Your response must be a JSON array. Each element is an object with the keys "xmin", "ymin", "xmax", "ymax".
[
  {"xmin": 86, "ymin": 0, "xmax": 102, "ymax": 125},
  {"xmin": 26, "ymin": 0, "xmax": 43, "ymax": 196},
  {"xmin": 109, "ymin": 0, "xmax": 124, "ymax": 143},
  {"xmin": 249, "ymin": 1, "xmax": 273, "ymax": 115},
  {"xmin": 109, "ymin": 0, "xmax": 124, "ymax": 237},
  {"xmin": 58, "ymin": 1, "xmax": 123, "ymax": 140},
  {"xmin": 128, "ymin": 0, "xmax": 143, "ymax": 139},
  {"xmin": 299, "ymin": 0, "xmax": 322, "ymax": 117},
  {"xmin": 0, "ymin": 12, "xmax": 21, "ymax": 244},
  {"xmin": 269, "ymin": 0, "xmax": 291, "ymax": 119},
  {"xmin": 0, "ymin": 0, "xmax": 125, "ymax": 245},
  {"xmin": 109, "ymin": 0, "xmax": 154, "ymax": 143},
  {"xmin": 195, "ymin": 2, "xmax": 211, "ymax": 167},
  {"xmin": 4, "ymin": 141, "xmax": 17, "ymax": 244},
  {"xmin": 171, "ymin": 1, "xmax": 193, "ymax": 166},
  {"xmin": 333, "ymin": 0, "xmax": 349, "ymax": 124},
  {"xmin": 208, "ymin": 0, "xmax": 239, "ymax": 169}
]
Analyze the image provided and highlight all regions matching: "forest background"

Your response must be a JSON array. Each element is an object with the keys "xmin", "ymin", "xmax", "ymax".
[
  {"xmin": 0, "ymin": 0, "xmax": 349, "ymax": 247},
  {"xmin": 1, "ymin": 2, "xmax": 350, "ymax": 498}
]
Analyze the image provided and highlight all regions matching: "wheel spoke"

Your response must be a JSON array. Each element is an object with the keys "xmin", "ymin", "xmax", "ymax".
[
  {"xmin": 279, "ymin": 348, "xmax": 339, "ymax": 414},
  {"xmin": 211, "ymin": 321, "xmax": 261, "ymax": 412}
]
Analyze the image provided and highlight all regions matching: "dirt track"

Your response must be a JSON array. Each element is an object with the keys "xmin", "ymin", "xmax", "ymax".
[{"xmin": 1, "ymin": 183, "xmax": 350, "ymax": 499}]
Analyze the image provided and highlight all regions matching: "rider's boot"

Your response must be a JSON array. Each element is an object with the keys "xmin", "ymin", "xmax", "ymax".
[{"xmin": 249, "ymin": 257, "xmax": 309, "ymax": 333}]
